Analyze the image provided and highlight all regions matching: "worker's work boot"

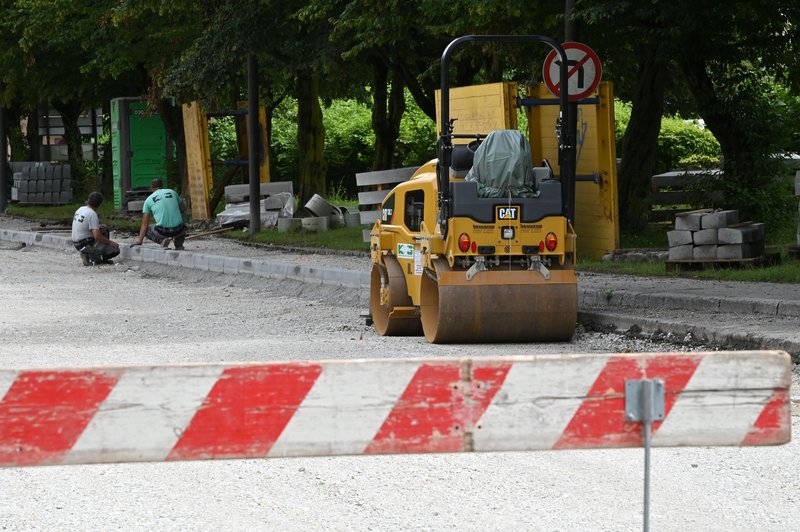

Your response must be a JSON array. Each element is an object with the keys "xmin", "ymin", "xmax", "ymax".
[
  {"xmin": 81, "ymin": 253, "xmax": 92, "ymax": 266},
  {"xmin": 161, "ymin": 237, "xmax": 172, "ymax": 249}
]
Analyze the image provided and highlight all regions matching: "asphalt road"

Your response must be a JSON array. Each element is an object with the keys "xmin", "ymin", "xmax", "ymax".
[{"xmin": 0, "ymin": 243, "xmax": 796, "ymax": 531}]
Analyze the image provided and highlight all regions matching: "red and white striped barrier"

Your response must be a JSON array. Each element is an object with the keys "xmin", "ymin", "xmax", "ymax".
[{"xmin": 0, "ymin": 351, "xmax": 790, "ymax": 467}]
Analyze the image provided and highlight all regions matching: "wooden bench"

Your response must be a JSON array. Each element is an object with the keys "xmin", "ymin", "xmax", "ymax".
[
  {"xmin": 356, "ymin": 166, "xmax": 417, "ymax": 241},
  {"xmin": 650, "ymin": 169, "xmax": 723, "ymax": 222}
]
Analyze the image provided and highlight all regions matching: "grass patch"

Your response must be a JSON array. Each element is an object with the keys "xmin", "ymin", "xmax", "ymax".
[
  {"xmin": 577, "ymin": 258, "xmax": 674, "ymax": 277},
  {"xmin": 7, "ymin": 203, "xmax": 146, "ymax": 232}
]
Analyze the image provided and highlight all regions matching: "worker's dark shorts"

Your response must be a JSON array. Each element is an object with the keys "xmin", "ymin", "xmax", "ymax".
[
  {"xmin": 146, "ymin": 223, "xmax": 187, "ymax": 246},
  {"xmin": 155, "ymin": 224, "xmax": 186, "ymax": 237}
]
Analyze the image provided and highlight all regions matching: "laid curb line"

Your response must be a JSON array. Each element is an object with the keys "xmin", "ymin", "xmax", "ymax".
[
  {"xmin": 3, "ymin": 228, "xmax": 798, "ymax": 321},
  {"xmin": 579, "ymin": 310, "xmax": 800, "ymax": 364},
  {"xmin": 0, "ymin": 229, "xmax": 369, "ymax": 289}
]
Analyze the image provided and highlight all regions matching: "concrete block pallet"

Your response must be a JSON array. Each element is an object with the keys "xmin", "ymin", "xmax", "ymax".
[
  {"xmin": 666, "ymin": 209, "xmax": 772, "ymax": 270},
  {"xmin": 9, "ymin": 162, "xmax": 72, "ymax": 205}
]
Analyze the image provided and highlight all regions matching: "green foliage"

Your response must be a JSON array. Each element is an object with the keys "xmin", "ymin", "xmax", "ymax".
[
  {"xmin": 656, "ymin": 117, "xmax": 721, "ymax": 173},
  {"xmin": 774, "ymin": 85, "xmax": 800, "ymax": 154},
  {"xmin": 718, "ymin": 170, "xmax": 796, "ymax": 230},
  {"xmin": 208, "ymin": 117, "xmax": 238, "ymax": 161},
  {"xmin": 323, "ymin": 99, "xmax": 374, "ymax": 196},
  {"xmin": 677, "ymin": 154, "xmax": 721, "ymax": 169},
  {"xmin": 396, "ymin": 98, "xmax": 436, "ymax": 167},
  {"xmin": 270, "ymin": 98, "xmax": 300, "ymax": 183},
  {"xmin": 614, "ymin": 100, "xmax": 721, "ymax": 172},
  {"xmin": 613, "ymin": 100, "xmax": 632, "ymax": 142},
  {"xmin": 270, "ymin": 91, "xmax": 436, "ymax": 199}
]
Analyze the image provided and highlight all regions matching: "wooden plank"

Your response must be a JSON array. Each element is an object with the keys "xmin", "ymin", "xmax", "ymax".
[
  {"xmin": 651, "ymin": 171, "xmax": 721, "ymax": 188},
  {"xmin": 355, "ymin": 167, "xmax": 416, "ymax": 187},
  {"xmin": 435, "ymin": 82, "xmax": 517, "ymax": 136},
  {"xmin": 182, "ymin": 102, "xmax": 212, "ymax": 219},
  {"xmin": 0, "ymin": 351, "xmax": 788, "ymax": 467},
  {"xmin": 359, "ymin": 210, "xmax": 380, "ymax": 225},
  {"xmin": 651, "ymin": 190, "xmax": 723, "ymax": 205},
  {"xmin": 358, "ymin": 189, "xmax": 391, "ymax": 206},
  {"xmin": 665, "ymin": 253, "xmax": 781, "ymax": 271},
  {"xmin": 184, "ymin": 226, "xmax": 236, "ymax": 240}
]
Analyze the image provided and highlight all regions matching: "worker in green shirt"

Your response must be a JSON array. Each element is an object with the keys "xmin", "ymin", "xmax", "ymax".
[{"xmin": 134, "ymin": 178, "xmax": 187, "ymax": 250}]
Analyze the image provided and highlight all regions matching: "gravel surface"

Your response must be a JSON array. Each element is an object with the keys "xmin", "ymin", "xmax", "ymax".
[{"xmin": 0, "ymin": 218, "xmax": 798, "ymax": 531}]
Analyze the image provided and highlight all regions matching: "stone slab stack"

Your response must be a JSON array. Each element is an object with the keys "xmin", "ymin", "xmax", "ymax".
[
  {"xmin": 10, "ymin": 162, "xmax": 72, "ymax": 205},
  {"xmin": 668, "ymin": 209, "xmax": 766, "ymax": 261}
]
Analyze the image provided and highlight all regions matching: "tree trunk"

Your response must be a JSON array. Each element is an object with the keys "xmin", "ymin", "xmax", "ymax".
[
  {"xmin": 159, "ymin": 99, "xmax": 188, "ymax": 195},
  {"xmin": 101, "ymin": 101, "xmax": 113, "ymax": 196},
  {"xmin": 398, "ymin": 62, "xmax": 436, "ymax": 121},
  {"xmin": 296, "ymin": 72, "xmax": 326, "ymax": 204},
  {"xmin": 618, "ymin": 48, "xmax": 667, "ymax": 231},
  {"xmin": 24, "ymin": 108, "xmax": 39, "ymax": 162},
  {"xmin": 53, "ymin": 99, "xmax": 86, "ymax": 197},
  {"xmin": 371, "ymin": 59, "xmax": 406, "ymax": 170},
  {"xmin": 7, "ymin": 105, "xmax": 28, "ymax": 161},
  {"xmin": 679, "ymin": 56, "xmax": 756, "ymax": 181}
]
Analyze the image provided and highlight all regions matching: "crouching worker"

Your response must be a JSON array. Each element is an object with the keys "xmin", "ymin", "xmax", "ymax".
[
  {"xmin": 71, "ymin": 192, "xmax": 120, "ymax": 266},
  {"xmin": 134, "ymin": 178, "xmax": 186, "ymax": 250}
]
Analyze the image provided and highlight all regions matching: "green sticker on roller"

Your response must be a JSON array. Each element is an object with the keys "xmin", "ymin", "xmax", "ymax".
[{"xmin": 397, "ymin": 243, "xmax": 414, "ymax": 259}]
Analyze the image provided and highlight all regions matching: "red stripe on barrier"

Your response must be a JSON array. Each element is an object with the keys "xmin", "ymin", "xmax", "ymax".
[
  {"xmin": 464, "ymin": 362, "xmax": 512, "ymax": 426},
  {"xmin": 168, "ymin": 364, "xmax": 322, "ymax": 460},
  {"xmin": 366, "ymin": 362, "xmax": 511, "ymax": 455},
  {"xmin": 554, "ymin": 355, "xmax": 700, "ymax": 449},
  {"xmin": 741, "ymin": 390, "xmax": 791, "ymax": 446},
  {"xmin": 366, "ymin": 363, "xmax": 462, "ymax": 454},
  {"xmin": 0, "ymin": 371, "xmax": 118, "ymax": 466}
]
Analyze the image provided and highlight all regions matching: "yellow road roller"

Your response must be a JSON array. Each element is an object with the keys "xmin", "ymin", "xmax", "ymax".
[{"xmin": 370, "ymin": 35, "xmax": 578, "ymax": 343}]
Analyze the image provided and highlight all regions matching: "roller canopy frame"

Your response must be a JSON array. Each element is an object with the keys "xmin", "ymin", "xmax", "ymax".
[{"xmin": 436, "ymin": 35, "xmax": 577, "ymax": 238}]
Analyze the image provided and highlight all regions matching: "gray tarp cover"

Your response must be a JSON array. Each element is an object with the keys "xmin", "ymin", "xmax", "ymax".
[{"xmin": 465, "ymin": 129, "xmax": 536, "ymax": 197}]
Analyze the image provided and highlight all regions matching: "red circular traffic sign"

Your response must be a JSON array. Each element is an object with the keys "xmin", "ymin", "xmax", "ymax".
[{"xmin": 543, "ymin": 42, "xmax": 602, "ymax": 101}]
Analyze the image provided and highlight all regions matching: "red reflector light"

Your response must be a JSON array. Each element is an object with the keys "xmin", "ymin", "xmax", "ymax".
[
  {"xmin": 458, "ymin": 233, "xmax": 471, "ymax": 252},
  {"xmin": 471, "ymin": 241, "xmax": 477, "ymax": 253},
  {"xmin": 539, "ymin": 241, "xmax": 544, "ymax": 253},
  {"xmin": 545, "ymin": 232, "xmax": 558, "ymax": 251}
]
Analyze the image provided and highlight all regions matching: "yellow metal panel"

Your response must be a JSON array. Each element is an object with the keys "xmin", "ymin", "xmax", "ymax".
[
  {"xmin": 527, "ymin": 82, "xmax": 619, "ymax": 258},
  {"xmin": 237, "ymin": 101, "xmax": 271, "ymax": 183},
  {"xmin": 435, "ymin": 82, "xmax": 518, "ymax": 142},
  {"xmin": 182, "ymin": 101, "xmax": 212, "ymax": 220}
]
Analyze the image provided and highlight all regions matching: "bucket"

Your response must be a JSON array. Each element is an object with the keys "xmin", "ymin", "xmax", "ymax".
[
  {"xmin": 304, "ymin": 194, "xmax": 337, "ymax": 217},
  {"xmin": 344, "ymin": 212, "xmax": 361, "ymax": 227},
  {"xmin": 301, "ymin": 216, "xmax": 329, "ymax": 232},
  {"xmin": 329, "ymin": 213, "xmax": 345, "ymax": 229},
  {"xmin": 277, "ymin": 218, "xmax": 302, "ymax": 233}
]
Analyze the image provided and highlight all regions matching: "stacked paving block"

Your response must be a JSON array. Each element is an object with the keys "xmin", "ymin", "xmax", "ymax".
[
  {"xmin": 10, "ymin": 162, "xmax": 72, "ymax": 205},
  {"xmin": 668, "ymin": 209, "xmax": 766, "ymax": 261}
]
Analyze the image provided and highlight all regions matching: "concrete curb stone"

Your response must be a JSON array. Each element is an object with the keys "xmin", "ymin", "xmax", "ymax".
[{"xmin": 4, "ymin": 229, "xmax": 800, "ymax": 320}]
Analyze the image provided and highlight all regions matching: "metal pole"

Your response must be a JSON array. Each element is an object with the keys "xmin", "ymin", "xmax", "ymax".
[
  {"xmin": 0, "ymin": 107, "xmax": 8, "ymax": 212},
  {"xmin": 247, "ymin": 54, "xmax": 260, "ymax": 234},
  {"xmin": 625, "ymin": 379, "xmax": 664, "ymax": 532},
  {"xmin": 642, "ymin": 381, "xmax": 653, "ymax": 532},
  {"xmin": 564, "ymin": 0, "xmax": 578, "ymax": 225}
]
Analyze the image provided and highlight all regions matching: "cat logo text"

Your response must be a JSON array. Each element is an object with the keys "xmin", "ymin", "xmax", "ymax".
[{"xmin": 496, "ymin": 206, "xmax": 519, "ymax": 221}]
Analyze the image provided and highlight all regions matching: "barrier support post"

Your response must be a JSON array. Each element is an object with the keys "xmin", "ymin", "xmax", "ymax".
[{"xmin": 625, "ymin": 379, "xmax": 665, "ymax": 532}]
